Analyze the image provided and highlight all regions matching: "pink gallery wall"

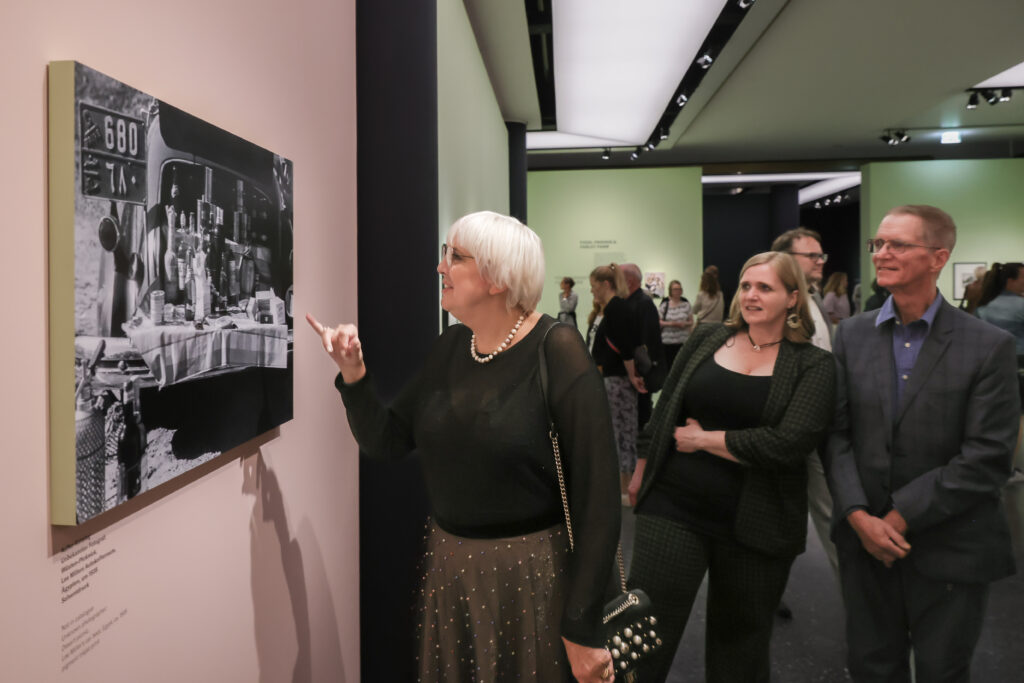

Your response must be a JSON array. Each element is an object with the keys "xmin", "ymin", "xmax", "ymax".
[{"xmin": 0, "ymin": 1, "xmax": 360, "ymax": 682}]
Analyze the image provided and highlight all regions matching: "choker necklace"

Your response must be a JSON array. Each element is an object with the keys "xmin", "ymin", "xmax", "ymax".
[
  {"xmin": 746, "ymin": 329, "xmax": 783, "ymax": 352},
  {"xmin": 470, "ymin": 314, "xmax": 526, "ymax": 364}
]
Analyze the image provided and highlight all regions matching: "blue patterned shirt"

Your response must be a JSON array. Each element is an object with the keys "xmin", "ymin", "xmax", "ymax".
[{"xmin": 875, "ymin": 292, "xmax": 943, "ymax": 410}]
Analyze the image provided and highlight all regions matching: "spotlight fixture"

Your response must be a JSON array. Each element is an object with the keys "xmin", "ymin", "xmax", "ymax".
[
  {"xmin": 880, "ymin": 129, "xmax": 910, "ymax": 146},
  {"xmin": 824, "ymin": 198, "xmax": 831, "ymax": 206},
  {"xmin": 1000, "ymin": 88, "xmax": 1012, "ymax": 103},
  {"xmin": 729, "ymin": 187, "xmax": 744, "ymax": 195},
  {"xmin": 833, "ymin": 194, "xmax": 843, "ymax": 204},
  {"xmin": 983, "ymin": 89, "xmax": 999, "ymax": 105},
  {"xmin": 696, "ymin": 53, "xmax": 714, "ymax": 69},
  {"xmin": 658, "ymin": 126, "xmax": 669, "ymax": 140},
  {"xmin": 738, "ymin": 0, "xmax": 756, "ymax": 8},
  {"xmin": 601, "ymin": 148, "xmax": 611, "ymax": 160},
  {"xmin": 676, "ymin": 93, "xmax": 689, "ymax": 108},
  {"xmin": 966, "ymin": 92, "xmax": 978, "ymax": 109},
  {"xmin": 814, "ymin": 201, "xmax": 822, "ymax": 209},
  {"xmin": 630, "ymin": 147, "xmax": 642, "ymax": 161}
]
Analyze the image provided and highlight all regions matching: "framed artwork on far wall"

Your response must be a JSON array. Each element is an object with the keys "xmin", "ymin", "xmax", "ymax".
[{"xmin": 952, "ymin": 262, "xmax": 986, "ymax": 300}]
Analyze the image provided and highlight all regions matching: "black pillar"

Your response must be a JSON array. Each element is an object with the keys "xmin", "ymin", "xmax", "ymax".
[
  {"xmin": 506, "ymin": 121, "xmax": 527, "ymax": 223},
  {"xmin": 356, "ymin": 1, "xmax": 437, "ymax": 679},
  {"xmin": 770, "ymin": 184, "xmax": 800, "ymax": 237}
]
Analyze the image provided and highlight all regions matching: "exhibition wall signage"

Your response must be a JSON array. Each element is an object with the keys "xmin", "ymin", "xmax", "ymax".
[{"xmin": 48, "ymin": 61, "xmax": 294, "ymax": 525}]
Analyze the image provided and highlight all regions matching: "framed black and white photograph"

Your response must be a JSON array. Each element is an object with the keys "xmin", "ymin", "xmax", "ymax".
[
  {"xmin": 952, "ymin": 262, "xmax": 986, "ymax": 301},
  {"xmin": 48, "ymin": 61, "xmax": 294, "ymax": 525}
]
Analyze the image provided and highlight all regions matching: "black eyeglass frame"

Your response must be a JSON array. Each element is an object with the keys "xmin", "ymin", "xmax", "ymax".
[{"xmin": 789, "ymin": 251, "xmax": 829, "ymax": 263}]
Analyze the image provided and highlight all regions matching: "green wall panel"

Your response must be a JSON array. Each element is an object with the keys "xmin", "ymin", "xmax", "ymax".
[
  {"xmin": 528, "ymin": 167, "xmax": 703, "ymax": 333},
  {"xmin": 862, "ymin": 159, "xmax": 1024, "ymax": 302}
]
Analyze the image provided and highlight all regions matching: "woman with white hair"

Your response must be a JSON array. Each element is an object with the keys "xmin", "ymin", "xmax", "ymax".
[{"xmin": 308, "ymin": 211, "xmax": 620, "ymax": 683}]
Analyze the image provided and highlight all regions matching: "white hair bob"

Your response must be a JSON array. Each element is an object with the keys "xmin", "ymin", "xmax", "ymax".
[{"xmin": 446, "ymin": 211, "xmax": 545, "ymax": 313}]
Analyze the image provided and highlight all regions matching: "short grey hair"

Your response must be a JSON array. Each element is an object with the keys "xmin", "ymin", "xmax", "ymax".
[
  {"xmin": 446, "ymin": 211, "xmax": 545, "ymax": 312},
  {"xmin": 885, "ymin": 205, "xmax": 957, "ymax": 251}
]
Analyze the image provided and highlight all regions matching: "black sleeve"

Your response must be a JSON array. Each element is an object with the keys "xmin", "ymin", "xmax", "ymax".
[
  {"xmin": 543, "ymin": 323, "xmax": 621, "ymax": 647},
  {"xmin": 334, "ymin": 370, "xmax": 422, "ymax": 460},
  {"xmin": 604, "ymin": 298, "xmax": 634, "ymax": 360}
]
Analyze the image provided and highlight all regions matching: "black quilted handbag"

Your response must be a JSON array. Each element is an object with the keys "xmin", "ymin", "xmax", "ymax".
[{"xmin": 539, "ymin": 323, "xmax": 663, "ymax": 681}]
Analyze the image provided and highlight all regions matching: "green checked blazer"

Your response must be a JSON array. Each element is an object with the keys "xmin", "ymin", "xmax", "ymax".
[{"xmin": 635, "ymin": 323, "xmax": 836, "ymax": 557}]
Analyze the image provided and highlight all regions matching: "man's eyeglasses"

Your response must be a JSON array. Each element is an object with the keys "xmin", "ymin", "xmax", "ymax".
[
  {"xmin": 789, "ymin": 251, "xmax": 828, "ymax": 264},
  {"xmin": 441, "ymin": 243, "xmax": 475, "ymax": 266},
  {"xmin": 866, "ymin": 239, "xmax": 943, "ymax": 255}
]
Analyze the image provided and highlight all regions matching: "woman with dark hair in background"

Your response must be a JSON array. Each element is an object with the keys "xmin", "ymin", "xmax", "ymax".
[
  {"xmin": 977, "ymin": 262, "xmax": 1024, "ymax": 361},
  {"xmin": 309, "ymin": 211, "xmax": 621, "ymax": 683},
  {"xmin": 558, "ymin": 276, "xmax": 579, "ymax": 327},
  {"xmin": 693, "ymin": 265, "xmax": 724, "ymax": 326},
  {"xmin": 626, "ymin": 252, "xmax": 835, "ymax": 682},
  {"xmin": 659, "ymin": 279, "xmax": 693, "ymax": 369},
  {"xmin": 590, "ymin": 263, "xmax": 643, "ymax": 497}
]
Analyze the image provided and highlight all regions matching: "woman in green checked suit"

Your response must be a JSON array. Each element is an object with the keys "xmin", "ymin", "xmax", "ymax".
[{"xmin": 626, "ymin": 252, "xmax": 836, "ymax": 682}]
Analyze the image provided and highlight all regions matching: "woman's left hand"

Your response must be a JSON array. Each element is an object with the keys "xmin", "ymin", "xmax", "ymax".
[
  {"xmin": 561, "ymin": 638, "xmax": 614, "ymax": 683},
  {"xmin": 673, "ymin": 418, "xmax": 705, "ymax": 453}
]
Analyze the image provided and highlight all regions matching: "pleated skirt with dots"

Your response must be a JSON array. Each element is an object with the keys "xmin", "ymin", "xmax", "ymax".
[{"xmin": 416, "ymin": 519, "xmax": 573, "ymax": 683}]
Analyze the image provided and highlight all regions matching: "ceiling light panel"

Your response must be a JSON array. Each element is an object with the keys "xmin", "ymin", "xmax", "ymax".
[
  {"xmin": 544, "ymin": 0, "xmax": 728, "ymax": 148},
  {"xmin": 526, "ymin": 131, "xmax": 634, "ymax": 149},
  {"xmin": 974, "ymin": 60, "xmax": 1024, "ymax": 89}
]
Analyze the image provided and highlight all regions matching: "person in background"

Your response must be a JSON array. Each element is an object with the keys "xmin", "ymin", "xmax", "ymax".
[
  {"xmin": 770, "ymin": 227, "xmax": 839, "ymax": 622},
  {"xmin": 863, "ymin": 278, "xmax": 890, "ymax": 312},
  {"xmin": 621, "ymin": 263, "xmax": 664, "ymax": 430},
  {"xmin": 828, "ymin": 205, "xmax": 1019, "ymax": 682},
  {"xmin": 823, "ymin": 271, "xmax": 852, "ymax": 325},
  {"xmin": 659, "ymin": 279, "xmax": 693, "ymax": 369},
  {"xmin": 585, "ymin": 296, "xmax": 605, "ymax": 355},
  {"xmin": 627, "ymin": 251, "xmax": 835, "ymax": 682},
  {"xmin": 309, "ymin": 211, "xmax": 620, "ymax": 683},
  {"xmin": 977, "ymin": 262, "xmax": 1024, "ymax": 362},
  {"xmin": 692, "ymin": 266, "xmax": 724, "ymax": 326},
  {"xmin": 558, "ymin": 276, "xmax": 579, "ymax": 327},
  {"xmin": 959, "ymin": 264, "xmax": 988, "ymax": 315},
  {"xmin": 591, "ymin": 263, "xmax": 643, "ymax": 500}
]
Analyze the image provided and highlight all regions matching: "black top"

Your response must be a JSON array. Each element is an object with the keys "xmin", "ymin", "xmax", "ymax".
[
  {"xmin": 639, "ymin": 356, "xmax": 771, "ymax": 538},
  {"xmin": 335, "ymin": 315, "xmax": 620, "ymax": 646},
  {"xmin": 591, "ymin": 296, "xmax": 633, "ymax": 376}
]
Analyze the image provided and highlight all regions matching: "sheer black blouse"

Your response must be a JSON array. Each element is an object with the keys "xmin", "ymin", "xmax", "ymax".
[{"xmin": 335, "ymin": 315, "xmax": 621, "ymax": 646}]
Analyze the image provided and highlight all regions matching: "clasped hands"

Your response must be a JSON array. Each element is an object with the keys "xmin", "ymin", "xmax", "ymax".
[{"xmin": 847, "ymin": 508, "xmax": 911, "ymax": 568}]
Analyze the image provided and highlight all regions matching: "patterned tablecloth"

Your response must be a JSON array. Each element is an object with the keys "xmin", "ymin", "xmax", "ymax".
[{"xmin": 124, "ymin": 318, "xmax": 288, "ymax": 387}]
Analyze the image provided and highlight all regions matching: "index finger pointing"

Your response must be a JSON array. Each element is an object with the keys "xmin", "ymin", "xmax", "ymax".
[{"xmin": 305, "ymin": 312, "xmax": 325, "ymax": 334}]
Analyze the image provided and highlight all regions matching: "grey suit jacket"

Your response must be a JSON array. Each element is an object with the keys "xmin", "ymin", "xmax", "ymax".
[{"xmin": 826, "ymin": 298, "xmax": 1019, "ymax": 583}]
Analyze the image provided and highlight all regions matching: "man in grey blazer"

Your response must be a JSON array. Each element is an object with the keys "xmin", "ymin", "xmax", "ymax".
[{"xmin": 827, "ymin": 205, "xmax": 1019, "ymax": 682}]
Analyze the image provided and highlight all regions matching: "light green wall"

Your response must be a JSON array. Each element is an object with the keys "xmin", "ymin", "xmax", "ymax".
[
  {"xmin": 437, "ymin": 0, "xmax": 509, "ymax": 239},
  {"xmin": 528, "ymin": 167, "xmax": 704, "ymax": 334},
  {"xmin": 862, "ymin": 159, "xmax": 1024, "ymax": 301}
]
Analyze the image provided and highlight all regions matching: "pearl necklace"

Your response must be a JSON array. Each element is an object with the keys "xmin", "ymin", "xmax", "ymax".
[
  {"xmin": 747, "ymin": 329, "xmax": 783, "ymax": 352},
  {"xmin": 470, "ymin": 314, "xmax": 526, "ymax": 364}
]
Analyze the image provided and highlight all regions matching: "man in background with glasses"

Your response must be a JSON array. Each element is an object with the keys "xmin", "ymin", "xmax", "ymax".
[
  {"xmin": 827, "ymin": 205, "xmax": 1019, "ymax": 682},
  {"xmin": 771, "ymin": 227, "xmax": 840, "ymax": 617}
]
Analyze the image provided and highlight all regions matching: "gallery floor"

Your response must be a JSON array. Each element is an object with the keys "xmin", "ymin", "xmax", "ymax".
[{"xmin": 618, "ymin": 474, "xmax": 1024, "ymax": 682}]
